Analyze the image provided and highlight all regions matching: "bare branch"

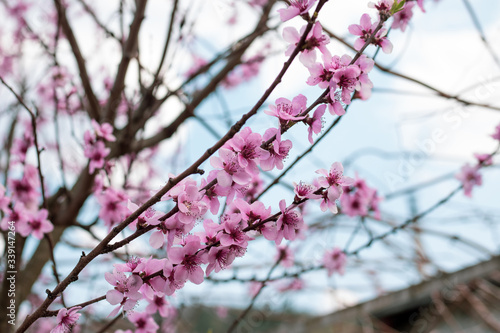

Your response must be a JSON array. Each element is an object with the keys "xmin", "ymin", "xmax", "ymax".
[{"xmin": 53, "ymin": 0, "xmax": 101, "ymax": 121}]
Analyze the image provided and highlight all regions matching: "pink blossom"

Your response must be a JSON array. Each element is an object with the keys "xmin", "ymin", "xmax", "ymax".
[
  {"xmin": 226, "ymin": 127, "xmax": 269, "ymax": 175},
  {"xmin": 293, "ymin": 181, "xmax": 320, "ymax": 200},
  {"xmin": 368, "ymin": 0, "xmax": 394, "ymax": 17},
  {"xmin": 306, "ymin": 61, "xmax": 332, "ymax": 89},
  {"xmin": 276, "ymin": 245, "xmax": 294, "ymax": 268},
  {"xmin": 317, "ymin": 162, "xmax": 353, "ymax": 190},
  {"xmin": 392, "ymin": 2, "xmax": 415, "ymax": 32},
  {"xmin": 96, "ymin": 188, "xmax": 129, "ymax": 229},
  {"xmin": 355, "ymin": 55, "xmax": 375, "ymax": 100},
  {"xmin": 127, "ymin": 312, "xmax": 159, "ymax": 333},
  {"xmin": 241, "ymin": 55, "xmax": 264, "ymax": 79},
  {"xmin": 219, "ymin": 213, "xmax": 249, "ymax": 247},
  {"xmin": 177, "ymin": 184, "xmax": 208, "ymax": 224},
  {"xmin": 234, "ymin": 198, "xmax": 271, "ymax": 224},
  {"xmin": 91, "ymin": 120, "xmax": 116, "ymax": 142},
  {"xmin": 149, "ymin": 228, "xmax": 166, "ymax": 249},
  {"xmin": 185, "ymin": 55, "xmax": 207, "ymax": 78},
  {"xmin": 162, "ymin": 260, "xmax": 183, "ymax": 296},
  {"xmin": 210, "ymin": 148, "xmax": 252, "ymax": 187},
  {"xmin": 168, "ymin": 236, "xmax": 207, "ymax": 284},
  {"xmin": 260, "ymin": 128, "xmax": 293, "ymax": 171},
  {"xmin": 417, "ymin": 0, "xmax": 425, "ymax": 12},
  {"xmin": 340, "ymin": 176, "xmax": 382, "ymax": 218},
  {"xmin": 277, "ymin": 278, "xmax": 305, "ymax": 292},
  {"xmin": 127, "ymin": 200, "xmax": 162, "ymax": 230},
  {"xmin": 222, "ymin": 55, "xmax": 265, "ymax": 89},
  {"xmin": 8, "ymin": 164, "xmax": 40, "ymax": 209},
  {"xmin": 264, "ymin": 95, "xmax": 307, "ymax": 127},
  {"xmin": 249, "ymin": 0, "xmax": 267, "ymax": 7},
  {"xmin": 330, "ymin": 64, "xmax": 361, "ymax": 107},
  {"xmin": 455, "ymin": 163, "xmax": 482, "ymax": 197},
  {"xmin": 200, "ymin": 174, "xmax": 223, "ymax": 215},
  {"xmin": 150, "ymin": 214, "xmax": 194, "ymax": 250},
  {"xmin": 278, "ymin": 0, "xmax": 316, "ymax": 22},
  {"xmin": 474, "ymin": 153, "xmax": 493, "ymax": 166},
  {"xmin": 228, "ymin": 244, "xmax": 247, "ymax": 259},
  {"xmin": 239, "ymin": 172, "xmax": 264, "ymax": 201},
  {"xmin": 206, "ymin": 246, "xmax": 236, "ymax": 276},
  {"xmin": 249, "ymin": 282, "xmax": 263, "ymax": 297},
  {"xmin": 11, "ymin": 130, "xmax": 33, "ymax": 163},
  {"xmin": 84, "ymin": 140, "xmax": 110, "ymax": 174},
  {"xmin": 316, "ymin": 163, "xmax": 355, "ymax": 214},
  {"xmin": 348, "ymin": 14, "xmax": 393, "ymax": 54},
  {"xmin": 306, "ymin": 53, "xmax": 350, "ymax": 90},
  {"xmin": 17, "ymin": 209, "xmax": 54, "ymax": 240},
  {"xmin": 146, "ymin": 295, "xmax": 173, "ymax": 318},
  {"xmin": 216, "ymin": 306, "xmax": 228, "ymax": 319},
  {"xmin": 323, "ymin": 247, "xmax": 346, "ymax": 276},
  {"xmin": 275, "ymin": 199, "xmax": 304, "ymax": 244},
  {"xmin": 0, "ymin": 202, "xmax": 28, "ymax": 231},
  {"xmin": 327, "ymin": 94, "xmax": 346, "ymax": 117},
  {"xmin": 222, "ymin": 71, "xmax": 242, "ymax": 89},
  {"xmin": 492, "ymin": 123, "xmax": 500, "ymax": 141},
  {"xmin": 134, "ymin": 258, "xmax": 166, "ymax": 300},
  {"xmin": 165, "ymin": 177, "xmax": 197, "ymax": 201},
  {"xmin": 115, "ymin": 257, "xmax": 143, "ymax": 273},
  {"xmin": 309, "ymin": 53, "xmax": 368, "ymax": 115},
  {"xmin": 283, "ymin": 22, "xmax": 330, "ymax": 66},
  {"xmin": 7, "ymin": 0, "xmax": 29, "ymax": 29},
  {"xmin": 197, "ymin": 218, "xmax": 223, "ymax": 245},
  {"xmin": 105, "ymin": 270, "xmax": 143, "ymax": 317},
  {"xmin": 305, "ymin": 104, "xmax": 325, "ymax": 144},
  {"xmin": 340, "ymin": 190, "xmax": 371, "ymax": 217},
  {"xmin": 0, "ymin": 55, "xmax": 14, "ymax": 77},
  {"xmin": 51, "ymin": 306, "xmax": 82, "ymax": 333}
]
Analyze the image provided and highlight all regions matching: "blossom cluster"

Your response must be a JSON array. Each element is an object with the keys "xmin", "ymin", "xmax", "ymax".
[
  {"xmin": 0, "ymin": 165, "xmax": 53, "ymax": 240},
  {"xmin": 98, "ymin": 0, "xmax": 423, "ymax": 329},
  {"xmin": 83, "ymin": 120, "xmax": 115, "ymax": 174},
  {"xmin": 95, "ymin": 119, "xmax": 361, "ymax": 325},
  {"xmin": 0, "ymin": 1, "xmax": 433, "ymax": 332},
  {"xmin": 455, "ymin": 122, "xmax": 500, "ymax": 197}
]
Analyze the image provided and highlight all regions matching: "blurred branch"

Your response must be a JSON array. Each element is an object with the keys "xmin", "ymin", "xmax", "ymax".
[
  {"xmin": 226, "ymin": 255, "xmax": 282, "ymax": 333},
  {"xmin": 459, "ymin": 285, "xmax": 500, "ymax": 332},
  {"xmin": 76, "ymin": 0, "xmax": 120, "ymax": 41},
  {"xmin": 53, "ymin": 0, "xmax": 101, "ymax": 121},
  {"xmin": 153, "ymin": 0, "xmax": 179, "ymax": 81},
  {"xmin": 461, "ymin": 0, "xmax": 500, "ymax": 69},
  {"xmin": 104, "ymin": 0, "xmax": 148, "ymax": 123}
]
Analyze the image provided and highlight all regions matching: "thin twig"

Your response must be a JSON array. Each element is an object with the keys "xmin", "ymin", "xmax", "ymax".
[{"xmin": 226, "ymin": 256, "xmax": 283, "ymax": 333}]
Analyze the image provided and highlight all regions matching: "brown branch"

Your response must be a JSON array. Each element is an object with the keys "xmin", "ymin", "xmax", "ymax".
[
  {"xmin": 347, "ymin": 144, "xmax": 499, "ymax": 257},
  {"xmin": 15, "ymin": 1, "xmax": 330, "ymax": 329},
  {"xmin": 103, "ymin": 0, "xmax": 148, "ymax": 123},
  {"xmin": 431, "ymin": 291, "xmax": 465, "ymax": 333},
  {"xmin": 461, "ymin": 0, "xmax": 500, "ymax": 69},
  {"xmin": 45, "ymin": 234, "xmax": 66, "ymax": 307},
  {"xmin": 226, "ymin": 255, "xmax": 283, "ymax": 333},
  {"xmin": 76, "ymin": 0, "xmax": 120, "ymax": 41},
  {"xmin": 96, "ymin": 314, "xmax": 121, "ymax": 333},
  {"xmin": 43, "ymin": 295, "xmax": 107, "ymax": 317},
  {"xmin": 153, "ymin": 0, "xmax": 179, "ymax": 82},
  {"xmin": 459, "ymin": 285, "xmax": 500, "ymax": 332},
  {"xmin": 127, "ymin": 13, "xmax": 276, "ymax": 153},
  {"xmin": 12, "ymin": 2, "xmax": 274, "ymax": 319},
  {"xmin": 53, "ymin": 0, "xmax": 101, "ymax": 121},
  {"xmin": 0, "ymin": 77, "xmax": 47, "ymax": 208}
]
